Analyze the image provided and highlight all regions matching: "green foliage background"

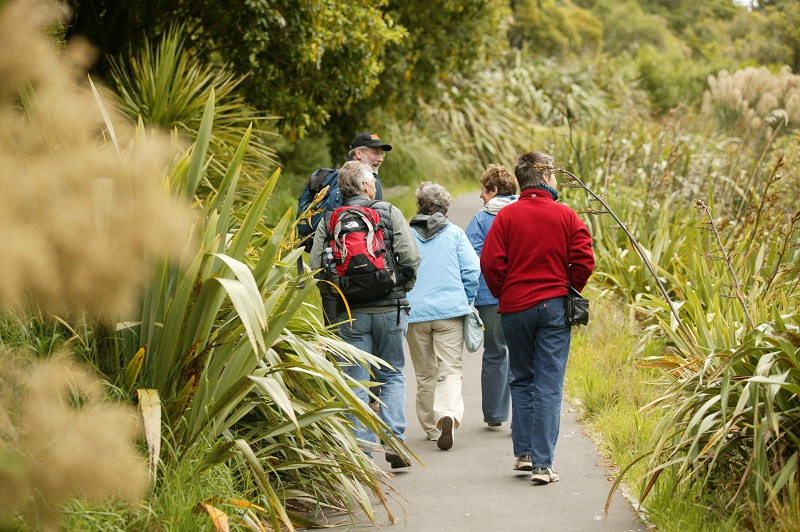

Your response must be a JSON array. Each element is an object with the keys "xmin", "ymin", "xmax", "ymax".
[{"xmin": 5, "ymin": 0, "xmax": 800, "ymax": 530}]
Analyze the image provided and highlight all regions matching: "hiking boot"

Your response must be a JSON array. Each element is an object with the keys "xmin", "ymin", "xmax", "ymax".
[
  {"xmin": 385, "ymin": 450, "xmax": 410, "ymax": 469},
  {"xmin": 530, "ymin": 467, "xmax": 559, "ymax": 484},
  {"xmin": 437, "ymin": 416, "xmax": 454, "ymax": 450},
  {"xmin": 513, "ymin": 455, "xmax": 532, "ymax": 471}
]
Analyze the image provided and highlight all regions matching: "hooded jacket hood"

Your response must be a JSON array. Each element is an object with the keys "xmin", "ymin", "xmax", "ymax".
[
  {"xmin": 409, "ymin": 212, "xmax": 450, "ymax": 241},
  {"xmin": 482, "ymin": 195, "xmax": 517, "ymax": 215}
]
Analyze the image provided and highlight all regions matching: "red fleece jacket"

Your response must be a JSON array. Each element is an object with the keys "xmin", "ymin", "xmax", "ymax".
[{"xmin": 480, "ymin": 188, "xmax": 595, "ymax": 313}]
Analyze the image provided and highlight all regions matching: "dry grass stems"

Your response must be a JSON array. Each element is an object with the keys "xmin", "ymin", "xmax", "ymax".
[
  {"xmin": 0, "ymin": 351, "xmax": 148, "ymax": 530},
  {"xmin": 0, "ymin": 0, "xmax": 193, "ymax": 318}
]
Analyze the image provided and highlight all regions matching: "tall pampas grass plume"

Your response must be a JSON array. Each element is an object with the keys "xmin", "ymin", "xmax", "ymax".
[{"xmin": 0, "ymin": 0, "xmax": 194, "ymax": 318}]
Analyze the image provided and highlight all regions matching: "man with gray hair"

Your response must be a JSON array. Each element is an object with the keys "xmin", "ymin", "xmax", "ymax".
[
  {"xmin": 348, "ymin": 131, "xmax": 391, "ymax": 194},
  {"xmin": 309, "ymin": 160, "xmax": 420, "ymax": 469},
  {"xmin": 298, "ymin": 131, "xmax": 391, "ymax": 325}
]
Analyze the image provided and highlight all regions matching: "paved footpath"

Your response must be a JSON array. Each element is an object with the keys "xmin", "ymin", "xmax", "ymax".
[{"xmin": 320, "ymin": 191, "xmax": 648, "ymax": 532}]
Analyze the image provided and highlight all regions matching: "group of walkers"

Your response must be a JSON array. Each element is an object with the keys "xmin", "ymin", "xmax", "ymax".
[{"xmin": 302, "ymin": 132, "xmax": 595, "ymax": 484}]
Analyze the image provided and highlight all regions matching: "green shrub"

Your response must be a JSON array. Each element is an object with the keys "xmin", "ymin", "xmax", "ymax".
[
  {"xmin": 636, "ymin": 43, "xmax": 708, "ymax": 112},
  {"xmin": 108, "ymin": 25, "xmax": 279, "ymax": 196},
  {"xmin": 509, "ymin": 0, "xmax": 603, "ymax": 59}
]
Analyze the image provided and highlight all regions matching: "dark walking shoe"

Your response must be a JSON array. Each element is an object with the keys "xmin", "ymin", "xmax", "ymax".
[
  {"xmin": 513, "ymin": 455, "xmax": 532, "ymax": 471},
  {"xmin": 487, "ymin": 421, "xmax": 502, "ymax": 427},
  {"xmin": 437, "ymin": 416, "xmax": 454, "ymax": 450},
  {"xmin": 530, "ymin": 467, "xmax": 559, "ymax": 484},
  {"xmin": 385, "ymin": 452, "xmax": 410, "ymax": 469},
  {"xmin": 385, "ymin": 450, "xmax": 410, "ymax": 469}
]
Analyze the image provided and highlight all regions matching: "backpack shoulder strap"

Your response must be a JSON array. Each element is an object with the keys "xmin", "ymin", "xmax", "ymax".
[
  {"xmin": 368, "ymin": 200, "xmax": 394, "ymax": 245},
  {"xmin": 368, "ymin": 200, "xmax": 391, "ymax": 210},
  {"xmin": 367, "ymin": 201, "xmax": 392, "ymax": 228},
  {"xmin": 323, "ymin": 209, "xmax": 337, "ymax": 239}
]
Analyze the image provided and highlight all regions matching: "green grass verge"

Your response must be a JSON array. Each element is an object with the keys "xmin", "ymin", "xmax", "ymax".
[
  {"xmin": 565, "ymin": 290, "xmax": 746, "ymax": 532},
  {"xmin": 61, "ymin": 440, "xmax": 251, "ymax": 530}
]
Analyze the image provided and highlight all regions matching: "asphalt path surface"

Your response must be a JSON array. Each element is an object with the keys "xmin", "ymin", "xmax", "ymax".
[{"xmin": 315, "ymin": 191, "xmax": 648, "ymax": 532}]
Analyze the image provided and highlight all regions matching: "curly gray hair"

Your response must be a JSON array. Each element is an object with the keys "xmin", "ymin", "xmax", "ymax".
[
  {"xmin": 337, "ymin": 161, "xmax": 374, "ymax": 198},
  {"xmin": 415, "ymin": 181, "xmax": 451, "ymax": 216}
]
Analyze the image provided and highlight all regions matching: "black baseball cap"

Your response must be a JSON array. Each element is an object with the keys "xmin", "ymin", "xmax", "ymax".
[{"xmin": 350, "ymin": 131, "xmax": 392, "ymax": 151}]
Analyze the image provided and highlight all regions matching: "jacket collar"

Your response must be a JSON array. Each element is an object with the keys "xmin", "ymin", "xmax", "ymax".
[
  {"xmin": 343, "ymin": 194, "xmax": 373, "ymax": 206},
  {"xmin": 482, "ymin": 194, "xmax": 517, "ymax": 215},
  {"xmin": 521, "ymin": 185, "xmax": 558, "ymax": 201}
]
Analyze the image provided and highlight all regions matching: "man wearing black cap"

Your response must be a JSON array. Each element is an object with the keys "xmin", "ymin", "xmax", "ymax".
[
  {"xmin": 348, "ymin": 131, "xmax": 392, "ymax": 200},
  {"xmin": 298, "ymin": 131, "xmax": 394, "ymax": 325}
]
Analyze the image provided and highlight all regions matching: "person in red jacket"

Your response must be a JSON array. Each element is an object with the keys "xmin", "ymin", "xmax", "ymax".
[{"xmin": 480, "ymin": 151, "xmax": 594, "ymax": 485}]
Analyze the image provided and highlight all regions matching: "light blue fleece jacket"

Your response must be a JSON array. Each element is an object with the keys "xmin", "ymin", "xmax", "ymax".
[
  {"xmin": 407, "ymin": 212, "xmax": 480, "ymax": 323},
  {"xmin": 465, "ymin": 195, "xmax": 517, "ymax": 307}
]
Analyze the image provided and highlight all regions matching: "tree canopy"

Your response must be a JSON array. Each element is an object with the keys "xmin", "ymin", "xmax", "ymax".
[
  {"xmin": 63, "ymin": 0, "xmax": 800, "ymax": 135},
  {"xmin": 65, "ymin": 0, "xmax": 507, "ymax": 136}
]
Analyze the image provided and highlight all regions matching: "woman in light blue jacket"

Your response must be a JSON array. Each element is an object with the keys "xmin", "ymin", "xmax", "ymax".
[
  {"xmin": 465, "ymin": 164, "xmax": 517, "ymax": 429},
  {"xmin": 407, "ymin": 182, "xmax": 480, "ymax": 451}
]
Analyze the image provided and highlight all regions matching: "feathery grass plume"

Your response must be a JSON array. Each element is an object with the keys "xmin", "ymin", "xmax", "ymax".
[
  {"xmin": 703, "ymin": 66, "xmax": 800, "ymax": 130},
  {"xmin": 0, "ymin": 350, "xmax": 148, "ymax": 530},
  {"xmin": 0, "ymin": 0, "xmax": 193, "ymax": 317},
  {"xmin": 0, "ymin": 0, "xmax": 67, "ymax": 101}
]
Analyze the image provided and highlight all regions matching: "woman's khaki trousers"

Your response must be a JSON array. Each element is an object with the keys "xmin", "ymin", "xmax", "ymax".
[{"xmin": 406, "ymin": 317, "xmax": 465, "ymax": 440}]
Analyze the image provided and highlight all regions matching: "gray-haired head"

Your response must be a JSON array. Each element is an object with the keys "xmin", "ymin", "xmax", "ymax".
[
  {"xmin": 415, "ymin": 181, "xmax": 452, "ymax": 216},
  {"xmin": 337, "ymin": 161, "xmax": 374, "ymax": 198},
  {"xmin": 514, "ymin": 151, "xmax": 554, "ymax": 190}
]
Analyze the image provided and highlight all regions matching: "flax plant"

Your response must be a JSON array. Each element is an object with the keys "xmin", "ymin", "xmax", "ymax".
[
  {"xmin": 107, "ymin": 25, "xmax": 279, "ymax": 197},
  {"xmin": 592, "ymin": 168, "xmax": 800, "ymax": 528},
  {"xmin": 108, "ymin": 92, "xmax": 412, "ymax": 530},
  {"xmin": 622, "ymin": 315, "xmax": 800, "ymax": 527},
  {"xmin": 552, "ymin": 122, "xmax": 799, "ymax": 526}
]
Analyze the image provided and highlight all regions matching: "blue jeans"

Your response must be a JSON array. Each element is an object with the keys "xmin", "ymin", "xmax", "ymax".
[
  {"xmin": 501, "ymin": 297, "xmax": 571, "ymax": 468},
  {"xmin": 337, "ymin": 310, "xmax": 408, "ymax": 448},
  {"xmin": 477, "ymin": 304, "xmax": 511, "ymax": 423}
]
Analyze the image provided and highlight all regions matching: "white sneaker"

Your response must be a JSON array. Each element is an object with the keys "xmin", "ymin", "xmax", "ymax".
[
  {"xmin": 513, "ymin": 455, "xmax": 532, "ymax": 471},
  {"xmin": 531, "ymin": 467, "xmax": 559, "ymax": 484}
]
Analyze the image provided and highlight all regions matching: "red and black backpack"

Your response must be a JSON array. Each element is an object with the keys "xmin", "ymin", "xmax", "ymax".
[{"xmin": 324, "ymin": 202, "xmax": 400, "ymax": 302}]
